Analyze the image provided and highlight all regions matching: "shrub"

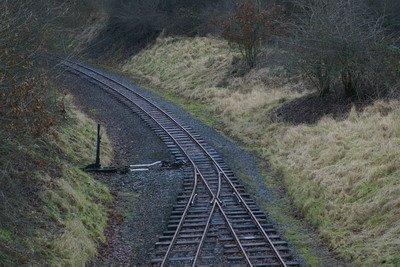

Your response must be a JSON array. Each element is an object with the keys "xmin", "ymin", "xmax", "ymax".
[{"xmin": 285, "ymin": 0, "xmax": 400, "ymax": 99}]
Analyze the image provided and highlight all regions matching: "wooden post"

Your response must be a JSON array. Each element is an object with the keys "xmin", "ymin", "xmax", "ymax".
[{"xmin": 95, "ymin": 124, "xmax": 101, "ymax": 168}]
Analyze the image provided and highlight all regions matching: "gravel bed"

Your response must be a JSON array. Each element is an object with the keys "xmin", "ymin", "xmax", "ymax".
[
  {"xmin": 58, "ymin": 72, "xmax": 185, "ymax": 265},
  {"xmin": 57, "ymin": 62, "xmax": 341, "ymax": 265}
]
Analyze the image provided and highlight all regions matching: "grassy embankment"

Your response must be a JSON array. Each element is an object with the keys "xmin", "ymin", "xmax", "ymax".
[
  {"xmin": 122, "ymin": 37, "xmax": 400, "ymax": 265},
  {"xmin": 0, "ymin": 96, "xmax": 113, "ymax": 265}
]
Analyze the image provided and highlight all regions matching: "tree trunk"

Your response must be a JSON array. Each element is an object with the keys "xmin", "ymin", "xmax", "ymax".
[
  {"xmin": 317, "ymin": 65, "xmax": 330, "ymax": 97},
  {"xmin": 342, "ymin": 70, "xmax": 357, "ymax": 100}
]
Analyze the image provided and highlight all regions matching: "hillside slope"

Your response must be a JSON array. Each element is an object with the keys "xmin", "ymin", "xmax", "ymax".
[
  {"xmin": 0, "ymin": 96, "xmax": 113, "ymax": 265},
  {"xmin": 122, "ymin": 37, "xmax": 400, "ymax": 265}
]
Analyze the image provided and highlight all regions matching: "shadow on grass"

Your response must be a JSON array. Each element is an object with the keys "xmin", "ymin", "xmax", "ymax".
[{"xmin": 272, "ymin": 89, "xmax": 396, "ymax": 125}]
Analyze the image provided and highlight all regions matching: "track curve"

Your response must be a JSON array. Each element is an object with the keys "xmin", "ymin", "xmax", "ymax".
[{"xmin": 59, "ymin": 58, "xmax": 298, "ymax": 267}]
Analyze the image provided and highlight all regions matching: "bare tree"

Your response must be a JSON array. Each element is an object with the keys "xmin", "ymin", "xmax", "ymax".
[
  {"xmin": 217, "ymin": 0, "xmax": 283, "ymax": 68},
  {"xmin": 367, "ymin": 0, "xmax": 400, "ymax": 31},
  {"xmin": 285, "ymin": 0, "xmax": 400, "ymax": 99}
]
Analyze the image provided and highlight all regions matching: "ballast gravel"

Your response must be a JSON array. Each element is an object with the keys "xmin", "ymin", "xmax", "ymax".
[
  {"xmin": 59, "ymin": 72, "xmax": 183, "ymax": 265},
  {"xmin": 57, "ymin": 62, "xmax": 342, "ymax": 266}
]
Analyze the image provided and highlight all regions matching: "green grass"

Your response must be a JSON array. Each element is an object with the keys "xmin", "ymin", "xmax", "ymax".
[
  {"xmin": 122, "ymin": 36, "xmax": 400, "ymax": 265},
  {"xmin": 0, "ymin": 96, "xmax": 113, "ymax": 265},
  {"xmin": 169, "ymin": 97, "xmax": 218, "ymax": 127},
  {"xmin": 129, "ymin": 72, "xmax": 219, "ymax": 128}
]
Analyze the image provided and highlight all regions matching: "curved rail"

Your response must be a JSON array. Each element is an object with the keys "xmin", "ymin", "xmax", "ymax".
[
  {"xmin": 192, "ymin": 170, "xmax": 223, "ymax": 266},
  {"xmin": 60, "ymin": 59, "xmax": 248, "ymax": 265},
  {"xmin": 59, "ymin": 58, "xmax": 221, "ymax": 265},
  {"xmin": 161, "ymin": 170, "xmax": 199, "ymax": 266},
  {"xmin": 60, "ymin": 58, "xmax": 287, "ymax": 267}
]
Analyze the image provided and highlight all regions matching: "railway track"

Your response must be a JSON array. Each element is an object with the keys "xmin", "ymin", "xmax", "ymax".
[{"xmin": 60, "ymin": 58, "xmax": 298, "ymax": 267}]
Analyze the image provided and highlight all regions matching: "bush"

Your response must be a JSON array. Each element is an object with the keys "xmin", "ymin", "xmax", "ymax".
[{"xmin": 285, "ymin": 0, "xmax": 400, "ymax": 99}]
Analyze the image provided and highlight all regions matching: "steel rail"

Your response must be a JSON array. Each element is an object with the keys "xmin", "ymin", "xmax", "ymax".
[
  {"xmin": 216, "ymin": 200, "xmax": 252, "ymax": 265},
  {"xmin": 161, "ymin": 170, "xmax": 199, "ymax": 267},
  {"xmin": 60, "ymin": 60, "xmax": 249, "ymax": 265},
  {"xmin": 62, "ymin": 61, "xmax": 250, "ymax": 266},
  {"xmin": 60, "ymin": 58, "xmax": 286, "ymax": 266},
  {"xmin": 61, "ymin": 59, "xmax": 283, "ymax": 266},
  {"xmin": 192, "ymin": 200, "xmax": 217, "ymax": 267},
  {"xmin": 192, "ymin": 169, "xmax": 224, "ymax": 266},
  {"xmin": 58, "ymin": 59, "xmax": 209, "ymax": 265}
]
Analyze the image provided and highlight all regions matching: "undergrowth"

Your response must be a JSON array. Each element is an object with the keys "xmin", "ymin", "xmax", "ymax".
[
  {"xmin": 0, "ymin": 96, "xmax": 113, "ymax": 265},
  {"xmin": 122, "ymin": 36, "xmax": 400, "ymax": 265}
]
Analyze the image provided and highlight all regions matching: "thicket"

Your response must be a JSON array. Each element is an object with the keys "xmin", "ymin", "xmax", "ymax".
[
  {"xmin": 0, "ymin": 0, "xmax": 96, "ymax": 137},
  {"xmin": 98, "ymin": 0, "xmax": 399, "ymax": 101},
  {"xmin": 210, "ymin": 0, "xmax": 400, "ymax": 100},
  {"xmin": 285, "ymin": 0, "xmax": 400, "ymax": 99}
]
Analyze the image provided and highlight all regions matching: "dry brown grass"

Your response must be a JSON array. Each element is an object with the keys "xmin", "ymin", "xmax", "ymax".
[
  {"xmin": 270, "ymin": 102, "xmax": 400, "ymax": 264},
  {"xmin": 123, "ymin": 37, "xmax": 400, "ymax": 265}
]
